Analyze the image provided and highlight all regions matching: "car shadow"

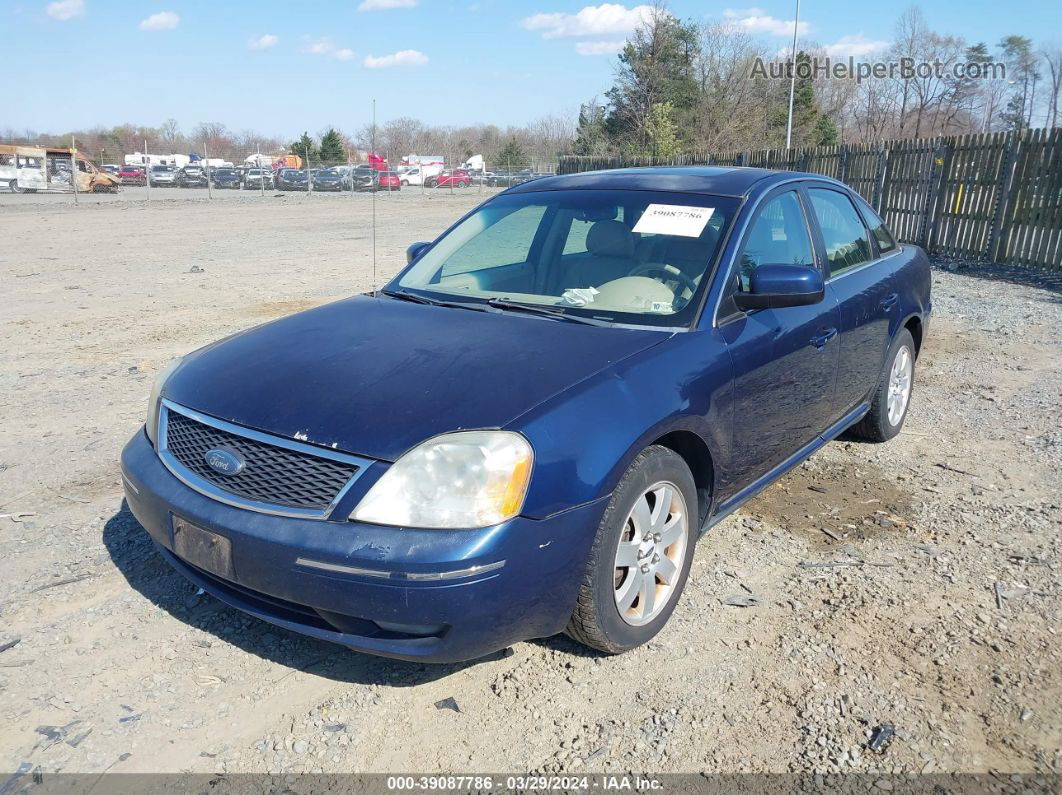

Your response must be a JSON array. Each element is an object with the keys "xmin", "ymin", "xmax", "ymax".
[{"xmin": 102, "ymin": 500, "xmax": 512, "ymax": 686}]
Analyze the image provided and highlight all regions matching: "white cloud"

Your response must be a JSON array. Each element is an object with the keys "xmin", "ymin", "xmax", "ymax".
[
  {"xmin": 248, "ymin": 33, "xmax": 279, "ymax": 49},
  {"xmin": 139, "ymin": 11, "xmax": 179, "ymax": 30},
  {"xmin": 522, "ymin": 3, "xmax": 653, "ymax": 39},
  {"xmin": 576, "ymin": 40, "xmax": 625, "ymax": 56},
  {"xmin": 363, "ymin": 49, "xmax": 429, "ymax": 68},
  {"xmin": 723, "ymin": 8, "xmax": 808, "ymax": 37},
  {"xmin": 358, "ymin": 0, "xmax": 417, "ymax": 9},
  {"xmin": 823, "ymin": 33, "xmax": 889, "ymax": 58},
  {"xmin": 301, "ymin": 36, "xmax": 354, "ymax": 59},
  {"xmin": 46, "ymin": 0, "xmax": 84, "ymax": 21},
  {"xmin": 302, "ymin": 37, "xmax": 334, "ymax": 55}
]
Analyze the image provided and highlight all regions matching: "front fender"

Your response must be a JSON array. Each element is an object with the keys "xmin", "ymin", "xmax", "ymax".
[{"xmin": 511, "ymin": 330, "xmax": 734, "ymax": 520}]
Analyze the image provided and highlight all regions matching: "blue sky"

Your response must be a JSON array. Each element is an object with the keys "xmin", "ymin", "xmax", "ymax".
[{"xmin": 8, "ymin": 0, "xmax": 1054, "ymax": 137}]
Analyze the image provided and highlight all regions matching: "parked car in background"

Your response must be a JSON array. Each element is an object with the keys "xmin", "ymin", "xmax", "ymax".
[
  {"xmin": 118, "ymin": 165, "xmax": 146, "ymax": 186},
  {"xmin": 275, "ymin": 169, "xmax": 309, "ymax": 191},
  {"xmin": 147, "ymin": 165, "xmax": 177, "ymax": 187},
  {"xmin": 176, "ymin": 165, "xmax": 208, "ymax": 188},
  {"xmin": 397, "ymin": 166, "xmax": 425, "ymax": 187},
  {"xmin": 242, "ymin": 168, "xmax": 274, "ymax": 190},
  {"xmin": 209, "ymin": 167, "xmax": 241, "ymax": 189},
  {"xmin": 121, "ymin": 166, "xmax": 930, "ymax": 663},
  {"xmin": 375, "ymin": 171, "xmax": 402, "ymax": 191},
  {"xmin": 350, "ymin": 164, "xmax": 376, "ymax": 190},
  {"xmin": 428, "ymin": 169, "xmax": 471, "ymax": 188},
  {"xmin": 488, "ymin": 170, "xmax": 521, "ymax": 187},
  {"xmin": 100, "ymin": 164, "xmax": 121, "ymax": 175},
  {"xmin": 312, "ymin": 168, "xmax": 348, "ymax": 191}
]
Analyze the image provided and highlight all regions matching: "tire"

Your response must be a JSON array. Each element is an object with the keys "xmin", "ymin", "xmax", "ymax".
[
  {"xmin": 401, "ymin": 180, "xmax": 409, "ymax": 186},
  {"xmin": 565, "ymin": 445, "xmax": 697, "ymax": 654},
  {"xmin": 10, "ymin": 180, "xmax": 22, "ymax": 194},
  {"xmin": 849, "ymin": 328, "xmax": 916, "ymax": 442}
]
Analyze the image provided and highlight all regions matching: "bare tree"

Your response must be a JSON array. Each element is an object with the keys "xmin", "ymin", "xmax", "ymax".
[{"xmin": 1041, "ymin": 44, "xmax": 1062, "ymax": 128}]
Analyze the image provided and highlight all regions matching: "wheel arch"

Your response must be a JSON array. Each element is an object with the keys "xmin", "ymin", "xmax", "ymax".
[
  {"xmin": 648, "ymin": 429, "xmax": 715, "ymax": 529},
  {"xmin": 903, "ymin": 313, "xmax": 924, "ymax": 357}
]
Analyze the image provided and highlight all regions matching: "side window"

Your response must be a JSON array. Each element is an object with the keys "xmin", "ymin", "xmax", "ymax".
[
  {"xmin": 441, "ymin": 204, "xmax": 547, "ymax": 275},
  {"xmin": 562, "ymin": 216, "xmax": 595, "ymax": 255},
  {"xmin": 737, "ymin": 191, "xmax": 814, "ymax": 291},
  {"xmin": 854, "ymin": 196, "xmax": 898, "ymax": 254},
  {"xmin": 808, "ymin": 189, "xmax": 873, "ymax": 275}
]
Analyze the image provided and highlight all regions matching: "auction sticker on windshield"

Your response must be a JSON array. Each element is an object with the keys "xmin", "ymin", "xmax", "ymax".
[{"xmin": 632, "ymin": 204, "xmax": 715, "ymax": 237}]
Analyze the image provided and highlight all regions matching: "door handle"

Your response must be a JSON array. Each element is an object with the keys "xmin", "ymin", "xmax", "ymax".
[
  {"xmin": 810, "ymin": 328, "xmax": 838, "ymax": 350},
  {"xmin": 880, "ymin": 293, "xmax": 899, "ymax": 311}
]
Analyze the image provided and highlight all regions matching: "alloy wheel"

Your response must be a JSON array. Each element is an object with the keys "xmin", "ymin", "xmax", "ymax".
[
  {"xmin": 613, "ymin": 481, "xmax": 688, "ymax": 626},
  {"xmin": 887, "ymin": 345, "xmax": 913, "ymax": 426}
]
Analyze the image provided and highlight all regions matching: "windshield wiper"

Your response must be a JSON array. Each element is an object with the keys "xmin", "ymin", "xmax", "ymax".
[
  {"xmin": 485, "ymin": 297, "xmax": 612, "ymax": 327},
  {"xmin": 378, "ymin": 288, "xmax": 488, "ymax": 312}
]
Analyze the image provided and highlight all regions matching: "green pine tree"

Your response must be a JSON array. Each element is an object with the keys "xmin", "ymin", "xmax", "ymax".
[
  {"xmin": 496, "ymin": 138, "xmax": 529, "ymax": 170},
  {"xmin": 646, "ymin": 102, "xmax": 680, "ymax": 157},
  {"xmin": 290, "ymin": 132, "xmax": 319, "ymax": 167},
  {"xmin": 318, "ymin": 129, "xmax": 346, "ymax": 165}
]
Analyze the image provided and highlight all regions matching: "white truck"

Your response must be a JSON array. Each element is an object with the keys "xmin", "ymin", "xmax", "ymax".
[{"xmin": 396, "ymin": 155, "xmax": 444, "ymax": 186}]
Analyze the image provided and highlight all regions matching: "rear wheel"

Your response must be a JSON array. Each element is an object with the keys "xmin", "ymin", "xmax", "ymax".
[
  {"xmin": 10, "ymin": 180, "xmax": 22, "ymax": 193},
  {"xmin": 566, "ymin": 446, "xmax": 697, "ymax": 654},
  {"xmin": 849, "ymin": 328, "xmax": 916, "ymax": 442}
]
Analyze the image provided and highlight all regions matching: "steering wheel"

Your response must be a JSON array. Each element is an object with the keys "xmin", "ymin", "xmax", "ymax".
[{"xmin": 628, "ymin": 264, "xmax": 698, "ymax": 297}]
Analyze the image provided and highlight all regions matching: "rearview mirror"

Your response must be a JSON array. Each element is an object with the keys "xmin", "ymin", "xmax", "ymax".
[
  {"xmin": 406, "ymin": 242, "xmax": 430, "ymax": 264},
  {"xmin": 733, "ymin": 264, "xmax": 824, "ymax": 310}
]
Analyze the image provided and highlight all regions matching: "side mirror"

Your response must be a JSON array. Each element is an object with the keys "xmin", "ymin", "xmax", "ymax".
[
  {"xmin": 733, "ymin": 264, "xmax": 824, "ymax": 310},
  {"xmin": 406, "ymin": 242, "xmax": 430, "ymax": 264}
]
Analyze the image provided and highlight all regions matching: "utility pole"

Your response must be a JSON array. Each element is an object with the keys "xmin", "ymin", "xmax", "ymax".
[
  {"xmin": 785, "ymin": 0, "xmax": 801, "ymax": 149},
  {"xmin": 203, "ymin": 143, "xmax": 213, "ymax": 200},
  {"xmin": 71, "ymin": 136, "xmax": 79, "ymax": 205}
]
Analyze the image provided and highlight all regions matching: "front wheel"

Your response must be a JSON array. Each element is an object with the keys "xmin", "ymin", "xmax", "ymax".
[
  {"xmin": 10, "ymin": 180, "xmax": 22, "ymax": 193},
  {"xmin": 566, "ymin": 445, "xmax": 697, "ymax": 654},
  {"xmin": 849, "ymin": 328, "xmax": 916, "ymax": 442}
]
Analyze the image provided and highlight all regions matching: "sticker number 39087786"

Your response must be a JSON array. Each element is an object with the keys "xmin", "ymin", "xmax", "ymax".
[{"xmin": 632, "ymin": 204, "xmax": 715, "ymax": 238}]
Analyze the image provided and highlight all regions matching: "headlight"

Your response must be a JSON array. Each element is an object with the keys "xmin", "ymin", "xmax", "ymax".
[
  {"xmin": 145, "ymin": 357, "xmax": 184, "ymax": 447},
  {"xmin": 352, "ymin": 431, "xmax": 533, "ymax": 529}
]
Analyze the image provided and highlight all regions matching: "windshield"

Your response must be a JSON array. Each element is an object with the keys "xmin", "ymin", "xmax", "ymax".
[{"xmin": 395, "ymin": 189, "xmax": 738, "ymax": 328}]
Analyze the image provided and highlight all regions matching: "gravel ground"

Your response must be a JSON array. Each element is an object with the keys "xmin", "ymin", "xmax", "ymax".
[{"xmin": 0, "ymin": 193, "xmax": 1058, "ymax": 777}]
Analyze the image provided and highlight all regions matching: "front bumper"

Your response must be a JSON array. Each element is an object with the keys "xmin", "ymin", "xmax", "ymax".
[{"xmin": 120, "ymin": 430, "xmax": 605, "ymax": 662}]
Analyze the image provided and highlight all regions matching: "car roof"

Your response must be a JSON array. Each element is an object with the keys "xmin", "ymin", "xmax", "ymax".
[{"xmin": 505, "ymin": 166, "xmax": 844, "ymax": 198}]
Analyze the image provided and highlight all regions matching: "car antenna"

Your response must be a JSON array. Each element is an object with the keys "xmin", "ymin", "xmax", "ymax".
[{"xmin": 371, "ymin": 97, "xmax": 378, "ymax": 296}]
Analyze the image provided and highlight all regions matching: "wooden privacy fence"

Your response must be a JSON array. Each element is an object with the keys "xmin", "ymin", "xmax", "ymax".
[{"xmin": 557, "ymin": 127, "xmax": 1062, "ymax": 268}]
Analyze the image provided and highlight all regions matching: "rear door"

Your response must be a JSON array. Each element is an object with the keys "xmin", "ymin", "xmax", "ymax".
[
  {"xmin": 717, "ymin": 187, "xmax": 841, "ymax": 489},
  {"xmin": 806, "ymin": 186, "xmax": 900, "ymax": 421}
]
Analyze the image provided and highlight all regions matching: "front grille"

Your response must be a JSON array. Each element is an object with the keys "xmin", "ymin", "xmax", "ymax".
[{"xmin": 162, "ymin": 406, "xmax": 361, "ymax": 513}]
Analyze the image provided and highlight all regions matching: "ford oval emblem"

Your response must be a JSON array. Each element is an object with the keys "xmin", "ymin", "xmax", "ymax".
[{"xmin": 204, "ymin": 447, "xmax": 245, "ymax": 476}]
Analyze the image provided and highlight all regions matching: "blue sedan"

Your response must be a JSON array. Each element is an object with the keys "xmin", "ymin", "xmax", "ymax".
[{"xmin": 121, "ymin": 167, "xmax": 931, "ymax": 662}]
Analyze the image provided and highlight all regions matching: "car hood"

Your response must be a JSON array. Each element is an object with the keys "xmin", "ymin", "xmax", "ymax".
[{"xmin": 163, "ymin": 295, "xmax": 669, "ymax": 462}]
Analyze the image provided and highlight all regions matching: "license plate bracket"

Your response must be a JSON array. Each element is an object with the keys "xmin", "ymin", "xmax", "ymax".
[{"xmin": 172, "ymin": 516, "xmax": 234, "ymax": 579}]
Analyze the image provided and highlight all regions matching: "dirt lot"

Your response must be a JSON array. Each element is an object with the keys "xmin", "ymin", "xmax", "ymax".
[{"xmin": 0, "ymin": 192, "xmax": 1059, "ymax": 777}]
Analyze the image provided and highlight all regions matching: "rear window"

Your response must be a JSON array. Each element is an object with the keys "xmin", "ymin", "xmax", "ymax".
[{"xmin": 854, "ymin": 196, "xmax": 898, "ymax": 254}]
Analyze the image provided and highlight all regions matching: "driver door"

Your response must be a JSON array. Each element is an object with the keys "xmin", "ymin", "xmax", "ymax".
[{"xmin": 717, "ymin": 188, "xmax": 840, "ymax": 492}]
